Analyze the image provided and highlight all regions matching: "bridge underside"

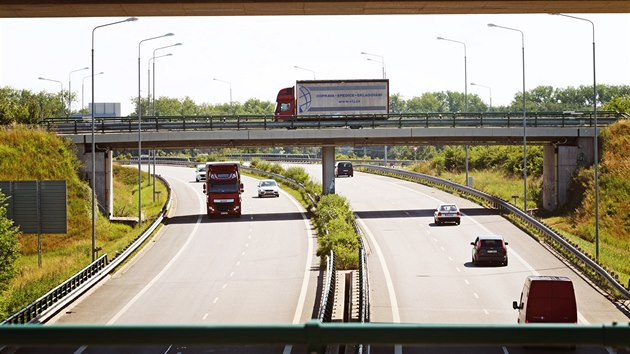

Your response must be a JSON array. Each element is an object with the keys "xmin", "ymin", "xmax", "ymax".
[{"xmin": 2, "ymin": 0, "xmax": 628, "ymax": 18}]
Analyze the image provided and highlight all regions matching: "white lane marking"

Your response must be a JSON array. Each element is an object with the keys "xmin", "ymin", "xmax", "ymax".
[
  {"xmin": 229, "ymin": 271, "xmax": 235, "ymax": 277},
  {"xmin": 483, "ymin": 309, "xmax": 489, "ymax": 315},
  {"xmin": 202, "ymin": 313, "xmax": 208, "ymax": 320},
  {"xmin": 455, "ymin": 267, "xmax": 461, "ymax": 273},
  {"xmin": 162, "ymin": 344, "xmax": 173, "ymax": 354},
  {"xmin": 473, "ymin": 292, "xmax": 479, "ymax": 299},
  {"xmin": 73, "ymin": 346, "xmax": 87, "ymax": 354},
  {"xmin": 235, "ymin": 260, "xmax": 241, "ymax": 267},
  {"xmin": 448, "ymin": 256, "xmax": 453, "ymax": 261},
  {"xmin": 213, "ymin": 297, "xmax": 218, "ymax": 304},
  {"xmin": 283, "ymin": 188, "xmax": 315, "ymax": 354},
  {"xmin": 464, "ymin": 279, "xmax": 470, "ymax": 285},
  {"xmin": 502, "ymin": 346, "xmax": 510, "ymax": 354},
  {"xmin": 107, "ymin": 176, "xmax": 205, "ymax": 325},
  {"xmin": 222, "ymin": 283, "xmax": 227, "ymax": 290},
  {"xmin": 357, "ymin": 217, "xmax": 400, "ymax": 323}
]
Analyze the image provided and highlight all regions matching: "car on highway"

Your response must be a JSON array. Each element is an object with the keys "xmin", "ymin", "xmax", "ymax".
[
  {"xmin": 471, "ymin": 235, "xmax": 508, "ymax": 266},
  {"xmin": 433, "ymin": 203, "xmax": 461, "ymax": 225},
  {"xmin": 335, "ymin": 161, "xmax": 353, "ymax": 177},
  {"xmin": 513, "ymin": 275, "xmax": 577, "ymax": 324},
  {"xmin": 257, "ymin": 179, "xmax": 280, "ymax": 198},
  {"xmin": 195, "ymin": 164, "xmax": 206, "ymax": 182}
]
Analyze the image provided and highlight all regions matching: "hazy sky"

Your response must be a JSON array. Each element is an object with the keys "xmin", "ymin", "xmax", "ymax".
[{"xmin": 1, "ymin": 13, "xmax": 629, "ymax": 116}]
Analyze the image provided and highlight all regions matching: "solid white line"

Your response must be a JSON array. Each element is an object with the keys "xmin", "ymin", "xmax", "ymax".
[
  {"xmin": 73, "ymin": 346, "xmax": 87, "ymax": 354},
  {"xmin": 283, "ymin": 189, "xmax": 315, "ymax": 354},
  {"xmin": 107, "ymin": 176, "xmax": 205, "ymax": 325},
  {"xmin": 357, "ymin": 217, "xmax": 400, "ymax": 323}
]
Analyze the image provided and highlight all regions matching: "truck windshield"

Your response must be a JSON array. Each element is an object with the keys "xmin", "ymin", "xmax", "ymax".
[{"xmin": 208, "ymin": 182, "xmax": 239, "ymax": 193}]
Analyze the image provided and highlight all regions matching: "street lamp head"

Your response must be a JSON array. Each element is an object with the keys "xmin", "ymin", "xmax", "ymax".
[
  {"xmin": 437, "ymin": 36, "xmax": 444, "ymax": 40},
  {"xmin": 38, "ymin": 77, "xmax": 45, "ymax": 80},
  {"xmin": 174, "ymin": 42, "xmax": 182, "ymax": 46},
  {"xmin": 164, "ymin": 33, "xmax": 174, "ymax": 37},
  {"xmin": 126, "ymin": 17, "xmax": 138, "ymax": 22},
  {"xmin": 470, "ymin": 82, "xmax": 477, "ymax": 86},
  {"xmin": 487, "ymin": 23, "xmax": 497, "ymax": 27}
]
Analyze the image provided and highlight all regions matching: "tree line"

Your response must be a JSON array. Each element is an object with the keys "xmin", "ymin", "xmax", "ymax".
[{"xmin": 2, "ymin": 84, "xmax": 629, "ymax": 124}]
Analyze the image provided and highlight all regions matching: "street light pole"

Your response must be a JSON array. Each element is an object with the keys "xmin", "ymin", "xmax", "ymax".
[
  {"xmin": 138, "ymin": 33, "xmax": 174, "ymax": 226},
  {"xmin": 470, "ymin": 82, "xmax": 492, "ymax": 111},
  {"xmin": 91, "ymin": 16, "xmax": 137, "ymax": 261},
  {"xmin": 552, "ymin": 13, "xmax": 599, "ymax": 259},
  {"xmin": 361, "ymin": 51, "xmax": 388, "ymax": 164},
  {"xmin": 213, "ymin": 77, "xmax": 233, "ymax": 112},
  {"xmin": 293, "ymin": 65, "xmax": 316, "ymax": 80},
  {"xmin": 68, "ymin": 67, "xmax": 89, "ymax": 116},
  {"xmin": 488, "ymin": 23, "xmax": 527, "ymax": 212},
  {"xmin": 437, "ymin": 36, "xmax": 469, "ymax": 186},
  {"xmin": 38, "ymin": 77, "xmax": 63, "ymax": 116},
  {"xmin": 82, "ymin": 72, "xmax": 103, "ymax": 111},
  {"xmin": 148, "ymin": 53, "xmax": 173, "ymax": 116},
  {"xmin": 152, "ymin": 43, "xmax": 182, "ymax": 115}
]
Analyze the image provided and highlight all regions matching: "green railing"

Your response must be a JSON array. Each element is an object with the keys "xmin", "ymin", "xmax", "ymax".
[{"xmin": 1, "ymin": 321, "xmax": 629, "ymax": 349}]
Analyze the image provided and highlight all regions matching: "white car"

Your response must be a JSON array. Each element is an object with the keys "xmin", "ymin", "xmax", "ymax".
[
  {"xmin": 434, "ymin": 203, "xmax": 461, "ymax": 225},
  {"xmin": 257, "ymin": 179, "xmax": 279, "ymax": 198},
  {"xmin": 195, "ymin": 164, "xmax": 206, "ymax": 182}
]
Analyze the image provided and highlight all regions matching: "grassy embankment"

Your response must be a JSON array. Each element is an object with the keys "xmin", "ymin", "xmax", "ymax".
[
  {"xmin": 406, "ymin": 119, "xmax": 630, "ymax": 290},
  {"xmin": 0, "ymin": 125, "xmax": 167, "ymax": 319}
]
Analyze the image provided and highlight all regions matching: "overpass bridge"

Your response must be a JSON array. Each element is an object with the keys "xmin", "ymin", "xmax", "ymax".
[{"xmin": 45, "ymin": 111, "xmax": 623, "ymax": 219}]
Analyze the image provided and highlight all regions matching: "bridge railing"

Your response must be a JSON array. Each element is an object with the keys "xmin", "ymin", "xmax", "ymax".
[
  {"xmin": 41, "ymin": 111, "xmax": 625, "ymax": 134},
  {"xmin": 356, "ymin": 164, "xmax": 630, "ymax": 300}
]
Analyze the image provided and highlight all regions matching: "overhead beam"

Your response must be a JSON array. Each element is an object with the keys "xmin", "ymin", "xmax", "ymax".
[{"xmin": 1, "ymin": 0, "xmax": 629, "ymax": 18}]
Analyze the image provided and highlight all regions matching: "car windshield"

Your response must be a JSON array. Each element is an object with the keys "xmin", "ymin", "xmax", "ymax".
[
  {"xmin": 261, "ymin": 181, "xmax": 276, "ymax": 187},
  {"xmin": 208, "ymin": 182, "xmax": 239, "ymax": 193}
]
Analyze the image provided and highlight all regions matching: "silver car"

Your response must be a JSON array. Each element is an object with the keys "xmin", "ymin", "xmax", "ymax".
[
  {"xmin": 257, "ymin": 179, "xmax": 279, "ymax": 198},
  {"xmin": 433, "ymin": 203, "xmax": 461, "ymax": 225}
]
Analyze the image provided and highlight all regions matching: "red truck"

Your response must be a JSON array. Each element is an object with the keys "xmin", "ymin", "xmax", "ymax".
[
  {"xmin": 202, "ymin": 162, "xmax": 244, "ymax": 217},
  {"xmin": 274, "ymin": 79, "xmax": 390, "ymax": 122}
]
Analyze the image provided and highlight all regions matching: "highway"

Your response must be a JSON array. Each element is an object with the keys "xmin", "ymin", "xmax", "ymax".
[
  {"xmin": 296, "ymin": 164, "xmax": 630, "ymax": 354},
  {"xmin": 38, "ymin": 165, "xmax": 320, "ymax": 354}
]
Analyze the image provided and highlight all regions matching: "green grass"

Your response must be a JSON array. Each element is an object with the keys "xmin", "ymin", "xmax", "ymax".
[{"xmin": 0, "ymin": 126, "xmax": 168, "ymax": 319}]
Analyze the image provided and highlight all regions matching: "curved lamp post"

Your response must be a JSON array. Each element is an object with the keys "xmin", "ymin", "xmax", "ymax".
[
  {"xmin": 488, "ymin": 23, "xmax": 527, "ymax": 212},
  {"xmin": 470, "ymin": 82, "xmax": 492, "ymax": 111},
  {"xmin": 437, "ymin": 36, "xmax": 469, "ymax": 186},
  {"xmin": 137, "ymin": 33, "xmax": 174, "ymax": 226},
  {"xmin": 293, "ymin": 65, "xmax": 316, "ymax": 80},
  {"xmin": 91, "ymin": 16, "xmax": 137, "ymax": 261},
  {"xmin": 82, "ymin": 71, "xmax": 103, "ymax": 111},
  {"xmin": 552, "ymin": 13, "xmax": 599, "ymax": 259},
  {"xmin": 213, "ymin": 77, "xmax": 233, "ymax": 112},
  {"xmin": 38, "ymin": 77, "xmax": 64, "ymax": 116},
  {"xmin": 361, "ymin": 51, "xmax": 388, "ymax": 164},
  {"xmin": 68, "ymin": 67, "xmax": 89, "ymax": 116},
  {"xmin": 151, "ymin": 42, "xmax": 182, "ymax": 115}
]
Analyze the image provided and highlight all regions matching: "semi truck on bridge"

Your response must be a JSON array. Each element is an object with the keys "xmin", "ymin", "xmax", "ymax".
[
  {"xmin": 202, "ymin": 162, "xmax": 244, "ymax": 217},
  {"xmin": 274, "ymin": 79, "xmax": 390, "ymax": 122}
]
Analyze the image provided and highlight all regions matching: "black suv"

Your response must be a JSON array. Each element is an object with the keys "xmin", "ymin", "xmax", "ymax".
[{"xmin": 335, "ymin": 161, "xmax": 353, "ymax": 177}]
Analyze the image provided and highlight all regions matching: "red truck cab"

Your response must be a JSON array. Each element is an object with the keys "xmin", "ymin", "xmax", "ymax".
[
  {"xmin": 203, "ymin": 162, "xmax": 244, "ymax": 217},
  {"xmin": 274, "ymin": 86, "xmax": 295, "ymax": 122}
]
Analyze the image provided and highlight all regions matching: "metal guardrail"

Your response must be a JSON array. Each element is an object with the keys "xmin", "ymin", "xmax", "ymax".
[
  {"xmin": 2, "ymin": 175, "xmax": 173, "ymax": 325},
  {"xmin": 41, "ymin": 110, "xmax": 625, "ymax": 134},
  {"xmin": 356, "ymin": 164, "xmax": 630, "ymax": 300},
  {"xmin": 1, "ymin": 321, "xmax": 629, "ymax": 348},
  {"xmin": 318, "ymin": 251, "xmax": 336, "ymax": 323}
]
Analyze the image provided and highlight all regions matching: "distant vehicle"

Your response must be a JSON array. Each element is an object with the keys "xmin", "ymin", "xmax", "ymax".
[
  {"xmin": 203, "ymin": 162, "xmax": 244, "ymax": 217},
  {"xmin": 433, "ymin": 203, "xmax": 461, "ymax": 225},
  {"xmin": 195, "ymin": 164, "xmax": 206, "ymax": 182},
  {"xmin": 471, "ymin": 235, "xmax": 508, "ymax": 266},
  {"xmin": 512, "ymin": 275, "xmax": 577, "ymax": 324},
  {"xmin": 335, "ymin": 161, "xmax": 354, "ymax": 177},
  {"xmin": 274, "ymin": 79, "xmax": 389, "ymax": 122},
  {"xmin": 257, "ymin": 179, "xmax": 280, "ymax": 198}
]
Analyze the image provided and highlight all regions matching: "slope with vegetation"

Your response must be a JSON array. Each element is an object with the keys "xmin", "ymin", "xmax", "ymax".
[{"xmin": 0, "ymin": 125, "xmax": 166, "ymax": 319}]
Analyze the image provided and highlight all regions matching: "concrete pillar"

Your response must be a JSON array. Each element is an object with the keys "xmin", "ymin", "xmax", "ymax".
[
  {"xmin": 542, "ymin": 143, "xmax": 582, "ymax": 211},
  {"xmin": 76, "ymin": 143, "xmax": 111, "ymax": 217},
  {"xmin": 322, "ymin": 146, "xmax": 336, "ymax": 195}
]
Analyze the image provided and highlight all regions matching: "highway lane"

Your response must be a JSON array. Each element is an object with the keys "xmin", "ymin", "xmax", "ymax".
[
  {"xmin": 35, "ymin": 165, "xmax": 320, "ymax": 353},
  {"xmin": 296, "ymin": 164, "xmax": 629, "ymax": 353}
]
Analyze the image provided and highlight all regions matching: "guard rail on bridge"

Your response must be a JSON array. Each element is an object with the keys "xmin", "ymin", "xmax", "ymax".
[{"xmin": 42, "ymin": 111, "xmax": 625, "ymax": 134}]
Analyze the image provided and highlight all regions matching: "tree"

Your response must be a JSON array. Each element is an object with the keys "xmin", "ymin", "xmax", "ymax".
[{"xmin": 0, "ymin": 192, "xmax": 20, "ymax": 293}]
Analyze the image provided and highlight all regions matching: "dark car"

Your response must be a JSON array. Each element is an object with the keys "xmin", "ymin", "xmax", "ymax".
[
  {"xmin": 335, "ymin": 161, "xmax": 353, "ymax": 177},
  {"xmin": 471, "ymin": 235, "xmax": 508, "ymax": 266}
]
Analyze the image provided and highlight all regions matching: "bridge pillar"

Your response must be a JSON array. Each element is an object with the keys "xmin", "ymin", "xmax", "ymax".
[
  {"xmin": 76, "ymin": 144, "xmax": 113, "ymax": 217},
  {"xmin": 322, "ymin": 146, "xmax": 336, "ymax": 195},
  {"xmin": 542, "ymin": 138, "xmax": 594, "ymax": 211}
]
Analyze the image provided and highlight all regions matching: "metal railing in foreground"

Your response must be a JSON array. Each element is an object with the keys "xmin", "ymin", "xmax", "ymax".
[
  {"xmin": 356, "ymin": 164, "xmax": 630, "ymax": 300},
  {"xmin": 1, "ymin": 321, "xmax": 629, "ymax": 349}
]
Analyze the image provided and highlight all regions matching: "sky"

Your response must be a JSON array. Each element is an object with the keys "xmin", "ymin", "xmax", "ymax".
[{"xmin": 1, "ymin": 13, "xmax": 629, "ymax": 116}]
